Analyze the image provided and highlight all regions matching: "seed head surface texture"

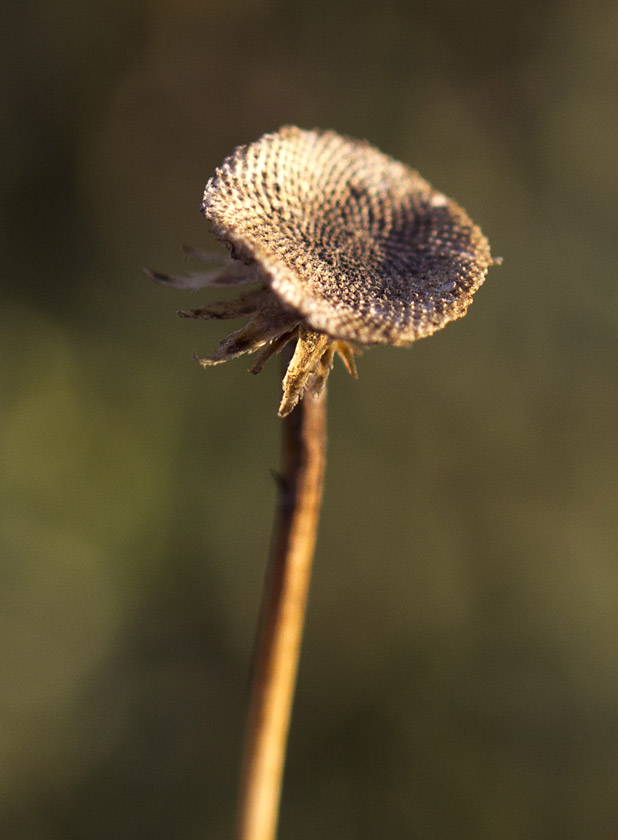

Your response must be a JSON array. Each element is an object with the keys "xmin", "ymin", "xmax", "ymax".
[{"xmin": 202, "ymin": 126, "xmax": 495, "ymax": 347}]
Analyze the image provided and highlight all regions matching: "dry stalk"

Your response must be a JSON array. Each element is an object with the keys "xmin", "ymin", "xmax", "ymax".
[{"xmin": 235, "ymin": 382, "xmax": 327, "ymax": 840}]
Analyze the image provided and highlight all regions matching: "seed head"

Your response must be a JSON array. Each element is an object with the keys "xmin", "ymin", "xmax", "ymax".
[{"xmin": 149, "ymin": 126, "xmax": 500, "ymax": 416}]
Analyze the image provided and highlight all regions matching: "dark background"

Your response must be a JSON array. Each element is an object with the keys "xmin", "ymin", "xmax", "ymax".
[{"xmin": 2, "ymin": 1, "xmax": 617, "ymax": 838}]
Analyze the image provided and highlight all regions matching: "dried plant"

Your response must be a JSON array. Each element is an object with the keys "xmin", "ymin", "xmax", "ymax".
[
  {"xmin": 149, "ymin": 126, "xmax": 500, "ymax": 840},
  {"xmin": 150, "ymin": 126, "xmax": 498, "ymax": 416}
]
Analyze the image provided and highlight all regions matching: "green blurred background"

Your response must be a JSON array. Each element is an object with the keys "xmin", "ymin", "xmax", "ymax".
[{"xmin": 2, "ymin": 1, "xmax": 618, "ymax": 837}]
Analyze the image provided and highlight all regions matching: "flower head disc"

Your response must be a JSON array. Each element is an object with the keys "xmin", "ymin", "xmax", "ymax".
[
  {"xmin": 203, "ymin": 126, "xmax": 497, "ymax": 346},
  {"xmin": 152, "ymin": 127, "xmax": 499, "ymax": 415}
]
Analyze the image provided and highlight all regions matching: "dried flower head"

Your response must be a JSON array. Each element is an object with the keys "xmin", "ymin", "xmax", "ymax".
[{"xmin": 150, "ymin": 126, "xmax": 500, "ymax": 416}]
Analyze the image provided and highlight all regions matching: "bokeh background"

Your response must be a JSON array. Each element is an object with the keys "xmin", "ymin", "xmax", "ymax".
[{"xmin": 2, "ymin": 1, "xmax": 618, "ymax": 837}]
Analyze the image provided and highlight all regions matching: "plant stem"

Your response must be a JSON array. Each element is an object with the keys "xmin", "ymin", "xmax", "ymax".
[{"xmin": 235, "ymin": 385, "xmax": 327, "ymax": 840}]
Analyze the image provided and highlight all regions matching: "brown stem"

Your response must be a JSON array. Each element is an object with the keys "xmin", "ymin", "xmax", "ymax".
[{"xmin": 235, "ymin": 385, "xmax": 327, "ymax": 840}]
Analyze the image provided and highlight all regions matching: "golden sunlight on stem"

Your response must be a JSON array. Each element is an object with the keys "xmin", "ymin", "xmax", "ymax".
[{"xmin": 235, "ymin": 385, "xmax": 327, "ymax": 840}]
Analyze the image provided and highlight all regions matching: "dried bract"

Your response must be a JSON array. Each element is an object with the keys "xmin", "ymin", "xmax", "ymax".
[{"xmin": 151, "ymin": 126, "xmax": 500, "ymax": 415}]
